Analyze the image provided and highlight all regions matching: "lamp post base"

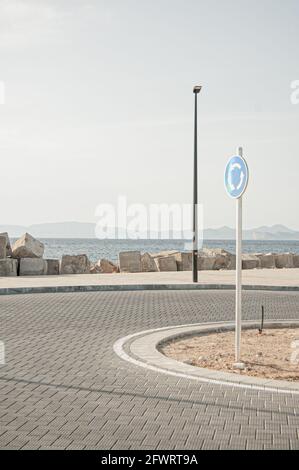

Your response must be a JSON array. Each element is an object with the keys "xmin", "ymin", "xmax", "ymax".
[{"xmin": 192, "ymin": 251, "xmax": 198, "ymax": 283}]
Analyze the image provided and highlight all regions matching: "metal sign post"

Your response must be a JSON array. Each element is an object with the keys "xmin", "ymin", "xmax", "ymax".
[
  {"xmin": 224, "ymin": 147, "xmax": 249, "ymax": 365},
  {"xmin": 235, "ymin": 154, "xmax": 242, "ymax": 363}
]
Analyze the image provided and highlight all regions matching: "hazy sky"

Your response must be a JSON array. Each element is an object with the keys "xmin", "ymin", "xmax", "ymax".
[{"xmin": 0, "ymin": 0, "xmax": 298, "ymax": 230}]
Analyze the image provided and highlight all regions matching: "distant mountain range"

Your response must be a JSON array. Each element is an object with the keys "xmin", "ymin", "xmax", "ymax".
[
  {"xmin": 204, "ymin": 224, "xmax": 299, "ymax": 240},
  {"xmin": 0, "ymin": 222, "xmax": 298, "ymax": 240}
]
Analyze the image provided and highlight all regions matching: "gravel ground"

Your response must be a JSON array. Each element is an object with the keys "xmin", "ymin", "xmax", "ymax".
[{"xmin": 161, "ymin": 327, "xmax": 299, "ymax": 381}]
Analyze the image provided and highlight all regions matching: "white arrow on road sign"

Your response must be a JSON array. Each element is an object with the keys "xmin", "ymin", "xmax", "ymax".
[{"xmin": 225, "ymin": 155, "xmax": 248, "ymax": 199}]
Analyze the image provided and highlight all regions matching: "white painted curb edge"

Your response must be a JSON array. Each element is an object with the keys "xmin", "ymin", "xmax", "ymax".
[{"xmin": 113, "ymin": 322, "xmax": 299, "ymax": 396}]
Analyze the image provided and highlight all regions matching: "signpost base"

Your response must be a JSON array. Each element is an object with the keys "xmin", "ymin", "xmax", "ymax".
[{"xmin": 233, "ymin": 362, "xmax": 246, "ymax": 371}]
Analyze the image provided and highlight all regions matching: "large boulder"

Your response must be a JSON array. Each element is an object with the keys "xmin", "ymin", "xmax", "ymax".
[
  {"xmin": 293, "ymin": 255, "xmax": 299, "ymax": 268},
  {"xmin": 152, "ymin": 251, "xmax": 180, "ymax": 272},
  {"xmin": 96, "ymin": 259, "xmax": 118, "ymax": 273},
  {"xmin": 175, "ymin": 252, "xmax": 192, "ymax": 271},
  {"xmin": 119, "ymin": 251, "xmax": 141, "ymax": 273},
  {"xmin": 202, "ymin": 248, "xmax": 235, "ymax": 270},
  {"xmin": 198, "ymin": 254, "xmax": 216, "ymax": 270},
  {"xmin": 0, "ymin": 236, "xmax": 6, "ymax": 259},
  {"xmin": 255, "ymin": 253, "xmax": 276, "ymax": 269},
  {"xmin": 141, "ymin": 252, "xmax": 158, "ymax": 272},
  {"xmin": 12, "ymin": 233, "xmax": 44, "ymax": 259},
  {"xmin": 19, "ymin": 258, "xmax": 47, "ymax": 276},
  {"xmin": 227, "ymin": 254, "xmax": 236, "ymax": 270},
  {"xmin": 0, "ymin": 259, "xmax": 18, "ymax": 276},
  {"xmin": 242, "ymin": 254, "xmax": 260, "ymax": 269},
  {"xmin": 0, "ymin": 232, "xmax": 12, "ymax": 257},
  {"xmin": 46, "ymin": 259, "xmax": 60, "ymax": 275},
  {"xmin": 155, "ymin": 255, "xmax": 177, "ymax": 272},
  {"xmin": 90, "ymin": 262, "xmax": 102, "ymax": 274},
  {"xmin": 60, "ymin": 254, "xmax": 90, "ymax": 274},
  {"xmin": 275, "ymin": 253, "xmax": 294, "ymax": 269}
]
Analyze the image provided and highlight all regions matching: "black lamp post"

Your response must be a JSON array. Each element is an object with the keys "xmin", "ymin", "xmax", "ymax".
[{"xmin": 192, "ymin": 85, "xmax": 202, "ymax": 283}]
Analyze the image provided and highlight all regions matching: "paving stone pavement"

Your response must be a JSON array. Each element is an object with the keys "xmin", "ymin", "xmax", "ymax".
[{"xmin": 0, "ymin": 290, "xmax": 299, "ymax": 450}]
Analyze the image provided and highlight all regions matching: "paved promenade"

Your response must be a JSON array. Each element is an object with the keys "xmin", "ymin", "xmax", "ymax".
[
  {"xmin": 0, "ymin": 289, "xmax": 299, "ymax": 449},
  {"xmin": 0, "ymin": 268, "xmax": 298, "ymax": 293}
]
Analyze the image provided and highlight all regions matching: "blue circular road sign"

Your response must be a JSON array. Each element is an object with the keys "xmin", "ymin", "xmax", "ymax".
[{"xmin": 224, "ymin": 155, "xmax": 249, "ymax": 199}]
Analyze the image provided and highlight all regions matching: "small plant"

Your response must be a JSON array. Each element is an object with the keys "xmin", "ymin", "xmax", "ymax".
[{"xmin": 258, "ymin": 305, "xmax": 264, "ymax": 334}]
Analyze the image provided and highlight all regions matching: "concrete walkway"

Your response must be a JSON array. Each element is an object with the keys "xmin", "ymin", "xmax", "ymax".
[{"xmin": 0, "ymin": 268, "xmax": 298, "ymax": 294}]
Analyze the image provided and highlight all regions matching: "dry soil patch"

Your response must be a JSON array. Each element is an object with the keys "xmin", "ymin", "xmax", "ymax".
[{"xmin": 160, "ymin": 327, "xmax": 299, "ymax": 381}]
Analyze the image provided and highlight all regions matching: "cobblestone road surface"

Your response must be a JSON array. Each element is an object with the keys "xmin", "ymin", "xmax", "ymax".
[{"xmin": 0, "ymin": 290, "xmax": 299, "ymax": 449}]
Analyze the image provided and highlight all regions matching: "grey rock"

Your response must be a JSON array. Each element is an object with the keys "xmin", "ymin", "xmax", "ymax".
[
  {"xmin": 46, "ymin": 259, "xmax": 60, "ymax": 275},
  {"xmin": 242, "ymin": 254, "xmax": 260, "ymax": 269},
  {"xmin": 202, "ymin": 248, "xmax": 235, "ymax": 270},
  {"xmin": 19, "ymin": 258, "xmax": 47, "ymax": 276},
  {"xmin": 293, "ymin": 255, "xmax": 299, "ymax": 268},
  {"xmin": 0, "ymin": 258, "xmax": 18, "ymax": 276},
  {"xmin": 197, "ymin": 255, "xmax": 216, "ymax": 270},
  {"xmin": 227, "ymin": 254, "xmax": 236, "ymax": 270},
  {"xmin": 60, "ymin": 254, "xmax": 90, "ymax": 274},
  {"xmin": 12, "ymin": 233, "xmax": 44, "ymax": 259},
  {"xmin": 0, "ymin": 236, "xmax": 6, "ymax": 259},
  {"xmin": 90, "ymin": 262, "xmax": 101, "ymax": 274},
  {"xmin": 0, "ymin": 232, "xmax": 12, "ymax": 257},
  {"xmin": 119, "ymin": 251, "xmax": 141, "ymax": 273},
  {"xmin": 155, "ymin": 255, "xmax": 177, "ymax": 272},
  {"xmin": 255, "ymin": 253, "xmax": 276, "ymax": 269},
  {"xmin": 275, "ymin": 253, "xmax": 294, "ymax": 269},
  {"xmin": 141, "ymin": 252, "xmax": 158, "ymax": 272},
  {"xmin": 175, "ymin": 252, "xmax": 192, "ymax": 271},
  {"xmin": 97, "ymin": 259, "xmax": 118, "ymax": 273},
  {"xmin": 197, "ymin": 356, "xmax": 207, "ymax": 362}
]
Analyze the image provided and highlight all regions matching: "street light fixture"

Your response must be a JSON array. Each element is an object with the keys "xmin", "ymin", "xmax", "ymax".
[{"xmin": 192, "ymin": 85, "xmax": 202, "ymax": 283}]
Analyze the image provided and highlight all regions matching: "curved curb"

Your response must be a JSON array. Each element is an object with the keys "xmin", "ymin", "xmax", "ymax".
[
  {"xmin": 0, "ymin": 283, "xmax": 299, "ymax": 296},
  {"xmin": 113, "ymin": 320, "xmax": 299, "ymax": 395}
]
